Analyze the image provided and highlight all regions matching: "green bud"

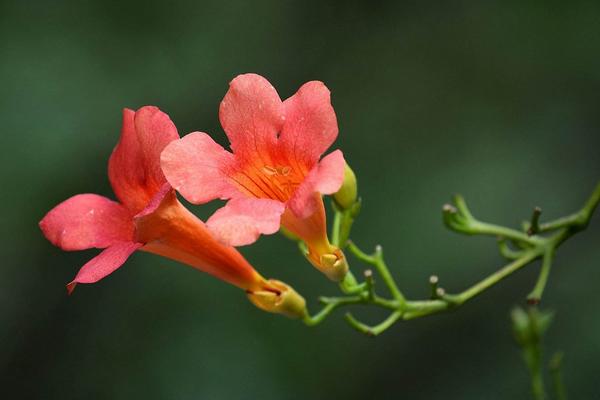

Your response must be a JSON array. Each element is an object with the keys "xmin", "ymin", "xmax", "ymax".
[
  {"xmin": 333, "ymin": 163, "xmax": 358, "ymax": 210},
  {"xmin": 511, "ymin": 307, "xmax": 531, "ymax": 344},
  {"xmin": 511, "ymin": 306, "xmax": 554, "ymax": 345}
]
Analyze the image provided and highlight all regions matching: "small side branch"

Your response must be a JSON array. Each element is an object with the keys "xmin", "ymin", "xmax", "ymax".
[
  {"xmin": 303, "ymin": 295, "xmax": 363, "ymax": 326},
  {"xmin": 345, "ymin": 311, "xmax": 403, "ymax": 337},
  {"xmin": 347, "ymin": 241, "xmax": 406, "ymax": 305},
  {"xmin": 304, "ymin": 181, "xmax": 600, "ymax": 336},
  {"xmin": 527, "ymin": 207, "xmax": 542, "ymax": 236},
  {"xmin": 538, "ymin": 183, "xmax": 600, "ymax": 233},
  {"xmin": 527, "ymin": 248, "xmax": 555, "ymax": 304}
]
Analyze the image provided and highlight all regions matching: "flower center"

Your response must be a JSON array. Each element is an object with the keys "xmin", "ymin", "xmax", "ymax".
[{"xmin": 232, "ymin": 163, "xmax": 303, "ymax": 202}]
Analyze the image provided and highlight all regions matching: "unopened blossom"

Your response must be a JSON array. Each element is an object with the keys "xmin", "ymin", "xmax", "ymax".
[
  {"xmin": 39, "ymin": 106, "xmax": 305, "ymax": 318},
  {"xmin": 161, "ymin": 73, "xmax": 348, "ymax": 281}
]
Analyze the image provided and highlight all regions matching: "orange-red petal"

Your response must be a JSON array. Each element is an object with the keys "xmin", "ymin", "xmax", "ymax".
[
  {"xmin": 161, "ymin": 132, "xmax": 238, "ymax": 204},
  {"xmin": 219, "ymin": 73, "xmax": 284, "ymax": 160},
  {"xmin": 280, "ymin": 80, "xmax": 339, "ymax": 169},
  {"xmin": 287, "ymin": 150, "xmax": 345, "ymax": 219},
  {"xmin": 67, "ymin": 241, "xmax": 143, "ymax": 294},
  {"xmin": 39, "ymin": 194, "xmax": 133, "ymax": 251},
  {"xmin": 206, "ymin": 198, "xmax": 285, "ymax": 246},
  {"xmin": 108, "ymin": 107, "xmax": 179, "ymax": 214}
]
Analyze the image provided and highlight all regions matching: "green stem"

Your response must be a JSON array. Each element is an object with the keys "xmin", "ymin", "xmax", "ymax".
[
  {"xmin": 401, "ymin": 252, "xmax": 539, "ymax": 318},
  {"xmin": 331, "ymin": 209, "xmax": 342, "ymax": 247},
  {"xmin": 450, "ymin": 194, "xmax": 538, "ymax": 246},
  {"xmin": 303, "ymin": 181, "xmax": 600, "ymax": 336},
  {"xmin": 303, "ymin": 295, "xmax": 362, "ymax": 326},
  {"xmin": 527, "ymin": 248, "xmax": 555, "ymax": 304},
  {"xmin": 345, "ymin": 311, "xmax": 403, "ymax": 336},
  {"xmin": 497, "ymin": 237, "xmax": 526, "ymax": 260},
  {"xmin": 528, "ymin": 339, "xmax": 546, "ymax": 400},
  {"xmin": 454, "ymin": 251, "xmax": 541, "ymax": 304},
  {"xmin": 364, "ymin": 270, "xmax": 375, "ymax": 301},
  {"xmin": 339, "ymin": 271, "xmax": 365, "ymax": 294},
  {"xmin": 470, "ymin": 220, "xmax": 538, "ymax": 246},
  {"xmin": 527, "ymin": 207, "xmax": 542, "ymax": 236},
  {"xmin": 550, "ymin": 352, "xmax": 567, "ymax": 400},
  {"xmin": 331, "ymin": 201, "xmax": 359, "ymax": 249},
  {"xmin": 530, "ymin": 367, "xmax": 546, "ymax": 400},
  {"xmin": 339, "ymin": 210, "xmax": 355, "ymax": 249},
  {"xmin": 402, "ymin": 299, "xmax": 448, "ymax": 320},
  {"xmin": 347, "ymin": 241, "xmax": 406, "ymax": 305},
  {"xmin": 539, "ymin": 183, "xmax": 600, "ymax": 233}
]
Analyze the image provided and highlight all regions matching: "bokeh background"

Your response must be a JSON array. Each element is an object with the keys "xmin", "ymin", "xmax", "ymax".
[{"xmin": 2, "ymin": 1, "xmax": 599, "ymax": 399}]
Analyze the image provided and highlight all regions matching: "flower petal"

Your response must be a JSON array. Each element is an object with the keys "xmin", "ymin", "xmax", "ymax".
[
  {"xmin": 280, "ymin": 81, "xmax": 339, "ymax": 168},
  {"xmin": 161, "ymin": 132, "xmax": 238, "ymax": 204},
  {"xmin": 219, "ymin": 74, "xmax": 284, "ymax": 158},
  {"xmin": 206, "ymin": 198, "xmax": 285, "ymax": 246},
  {"xmin": 134, "ymin": 182, "xmax": 173, "ymax": 219},
  {"xmin": 67, "ymin": 241, "xmax": 143, "ymax": 294},
  {"xmin": 40, "ymin": 194, "xmax": 133, "ymax": 251},
  {"xmin": 108, "ymin": 107, "xmax": 180, "ymax": 214},
  {"xmin": 288, "ymin": 150, "xmax": 346, "ymax": 219}
]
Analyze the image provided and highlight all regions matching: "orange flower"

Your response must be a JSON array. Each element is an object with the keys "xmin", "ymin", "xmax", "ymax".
[
  {"xmin": 161, "ymin": 74, "xmax": 348, "ymax": 281},
  {"xmin": 39, "ymin": 106, "xmax": 305, "ymax": 317}
]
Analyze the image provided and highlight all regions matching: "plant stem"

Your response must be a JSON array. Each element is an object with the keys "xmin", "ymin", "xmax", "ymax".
[
  {"xmin": 527, "ymin": 248, "xmax": 555, "ymax": 304},
  {"xmin": 550, "ymin": 352, "xmax": 567, "ymax": 400},
  {"xmin": 303, "ymin": 181, "xmax": 600, "ymax": 335},
  {"xmin": 339, "ymin": 271, "xmax": 366, "ymax": 294},
  {"xmin": 347, "ymin": 241, "xmax": 405, "ymax": 305},
  {"xmin": 331, "ymin": 209, "xmax": 342, "ymax": 247},
  {"xmin": 469, "ymin": 220, "xmax": 538, "ymax": 246},
  {"xmin": 539, "ymin": 183, "xmax": 600, "ymax": 233},
  {"xmin": 530, "ymin": 368, "xmax": 546, "ymax": 400},
  {"xmin": 303, "ymin": 295, "xmax": 362, "ymax": 326},
  {"xmin": 345, "ymin": 311, "xmax": 403, "ymax": 336},
  {"xmin": 497, "ymin": 237, "xmax": 525, "ymax": 260},
  {"xmin": 454, "ymin": 251, "xmax": 540, "ymax": 304}
]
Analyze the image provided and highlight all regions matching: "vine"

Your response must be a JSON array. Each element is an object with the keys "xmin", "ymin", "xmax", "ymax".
[{"xmin": 302, "ymin": 183, "xmax": 600, "ymax": 336}]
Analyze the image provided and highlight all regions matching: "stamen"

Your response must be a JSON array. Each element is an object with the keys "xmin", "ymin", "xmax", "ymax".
[
  {"xmin": 280, "ymin": 166, "xmax": 291, "ymax": 176},
  {"xmin": 232, "ymin": 163, "xmax": 305, "ymax": 202},
  {"xmin": 262, "ymin": 166, "xmax": 278, "ymax": 176},
  {"xmin": 251, "ymin": 165, "xmax": 288, "ymax": 201}
]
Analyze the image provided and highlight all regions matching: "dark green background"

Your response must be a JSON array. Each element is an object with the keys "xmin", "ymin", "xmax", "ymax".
[{"xmin": 2, "ymin": 1, "xmax": 599, "ymax": 399}]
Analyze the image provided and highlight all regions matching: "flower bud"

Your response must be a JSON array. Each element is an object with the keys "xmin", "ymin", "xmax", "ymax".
[
  {"xmin": 333, "ymin": 163, "xmax": 357, "ymax": 210},
  {"xmin": 511, "ymin": 306, "xmax": 554, "ymax": 345},
  {"xmin": 247, "ymin": 279, "xmax": 307, "ymax": 319},
  {"xmin": 511, "ymin": 307, "xmax": 531, "ymax": 345}
]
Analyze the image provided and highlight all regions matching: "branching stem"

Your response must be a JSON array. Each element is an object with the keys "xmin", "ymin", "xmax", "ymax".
[{"xmin": 303, "ymin": 182, "xmax": 600, "ymax": 336}]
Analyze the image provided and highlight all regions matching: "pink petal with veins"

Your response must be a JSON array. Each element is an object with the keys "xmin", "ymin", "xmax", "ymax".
[
  {"xmin": 288, "ymin": 150, "xmax": 346, "ymax": 219},
  {"xmin": 280, "ymin": 80, "xmax": 339, "ymax": 168},
  {"xmin": 108, "ymin": 107, "xmax": 179, "ymax": 213},
  {"xmin": 206, "ymin": 198, "xmax": 285, "ymax": 246},
  {"xmin": 161, "ymin": 132, "xmax": 238, "ymax": 204},
  {"xmin": 39, "ymin": 194, "xmax": 133, "ymax": 250},
  {"xmin": 67, "ymin": 241, "xmax": 143, "ymax": 294},
  {"xmin": 219, "ymin": 73, "xmax": 284, "ymax": 160}
]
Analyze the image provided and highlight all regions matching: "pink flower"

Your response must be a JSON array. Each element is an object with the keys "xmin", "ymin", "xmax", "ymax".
[
  {"xmin": 161, "ymin": 74, "xmax": 348, "ymax": 281},
  {"xmin": 39, "ymin": 106, "xmax": 307, "ymax": 317}
]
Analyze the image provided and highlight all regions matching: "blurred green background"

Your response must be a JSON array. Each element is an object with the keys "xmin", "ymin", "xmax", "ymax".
[{"xmin": 2, "ymin": 1, "xmax": 599, "ymax": 398}]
